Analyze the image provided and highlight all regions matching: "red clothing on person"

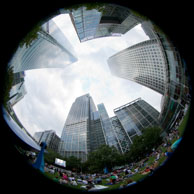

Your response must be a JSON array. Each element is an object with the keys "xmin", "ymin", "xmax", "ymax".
[{"xmin": 63, "ymin": 174, "xmax": 68, "ymax": 180}]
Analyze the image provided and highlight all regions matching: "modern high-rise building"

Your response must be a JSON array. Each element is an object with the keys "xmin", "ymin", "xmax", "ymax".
[
  {"xmin": 89, "ymin": 111, "xmax": 106, "ymax": 152},
  {"xmin": 140, "ymin": 20, "xmax": 191, "ymax": 131},
  {"xmin": 8, "ymin": 82, "xmax": 27, "ymax": 106},
  {"xmin": 12, "ymin": 71, "xmax": 25, "ymax": 86},
  {"xmin": 34, "ymin": 130, "xmax": 60, "ymax": 152},
  {"xmin": 59, "ymin": 94, "xmax": 97, "ymax": 162},
  {"xmin": 8, "ymin": 70, "xmax": 26, "ymax": 107},
  {"xmin": 97, "ymin": 103, "xmax": 120, "ymax": 151},
  {"xmin": 141, "ymin": 21, "xmax": 158, "ymax": 40},
  {"xmin": 108, "ymin": 39, "xmax": 167, "ymax": 95},
  {"xmin": 114, "ymin": 98, "xmax": 160, "ymax": 143},
  {"xmin": 59, "ymin": 94, "xmax": 162, "ymax": 161},
  {"xmin": 69, "ymin": 4, "xmax": 142, "ymax": 42},
  {"xmin": 110, "ymin": 116, "xmax": 131, "ymax": 153},
  {"xmin": 9, "ymin": 19, "xmax": 78, "ymax": 73},
  {"xmin": 156, "ymin": 34, "xmax": 191, "ymax": 131}
]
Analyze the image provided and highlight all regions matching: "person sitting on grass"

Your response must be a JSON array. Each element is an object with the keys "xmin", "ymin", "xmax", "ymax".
[
  {"xmin": 165, "ymin": 146, "xmax": 174, "ymax": 158},
  {"xmin": 53, "ymin": 176, "xmax": 59, "ymax": 182},
  {"xmin": 119, "ymin": 179, "xmax": 136, "ymax": 189},
  {"xmin": 71, "ymin": 180, "xmax": 78, "ymax": 186},
  {"xmin": 110, "ymin": 174, "xmax": 117, "ymax": 184},
  {"xmin": 59, "ymin": 178, "xmax": 68, "ymax": 184},
  {"xmin": 119, "ymin": 183, "xmax": 127, "ymax": 189},
  {"xmin": 105, "ymin": 177, "xmax": 114, "ymax": 185},
  {"xmin": 62, "ymin": 173, "xmax": 68, "ymax": 182},
  {"xmin": 86, "ymin": 178, "xmax": 95, "ymax": 190},
  {"xmin": 140, "ymin": 166, "xmax": 151, "ymax": 175},
  {"xmin": 95, "ymin": 175, "xmax": 102, "ymax": 184}
]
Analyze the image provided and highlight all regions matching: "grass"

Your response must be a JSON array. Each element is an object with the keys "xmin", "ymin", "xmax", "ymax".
[
  {"xmin": 42, "ymin": 140, "xmax": 171, "ymax": 192},
  {"xmin": 43, "ymin": 170, "xmax": 149, "ymax": 191},
  {"xmin": 178, "ymin": 106, "xmax": 190, "ymax": 137},
  {"xmin": 130, "ymin": 173, "xmax": 149, "ymax": 182}
]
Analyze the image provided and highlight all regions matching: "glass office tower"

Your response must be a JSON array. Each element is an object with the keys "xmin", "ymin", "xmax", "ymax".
[
  {"xmin": 59, "ymin": 94, "xmax": 97, "ymax": 162},
  {"xmin": 110, "ymin": 116, "xmax": 131, "ymax": 153},
  {"xmin": 108, "ymin": 39, "xmax": 167, "ymax": 95},
  {"xmin": 141, "ymin": 20, "xmax": 191, "ymax": 131},
  {"xmin": 8, "ymin": 82, "xmax": 27, "ymax": 106},
  {"xmin": 69, "ymin": 6, "xmax": 102, "ymax": 42},
  {"xmin": 34, "ymin": 130, "xmax": 60, "ymax": 152},
  {"xmin": 9, "ymin": 19, "xmax": 78, "ymax": 73},
  {"xmin": 95, "ymin": 4, "xmax": 142, "ymax": 38},
  {"xmin": 97, "ymin": 103, "xmax": 120, "ymax": 150},
  {"xmin": 89, "ymin": 111, "xmax": 106, "ymax": 152},
  {"xmin": 114, "ymin": 98, "xmax": 160, "ymax": 143},
  {"xmin": 69, "ymin": 4, "xmax": 142, "ymax": 42}
]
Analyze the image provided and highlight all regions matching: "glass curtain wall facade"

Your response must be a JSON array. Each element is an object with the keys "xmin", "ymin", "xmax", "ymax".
[
  {"xmin": 157, "ymin": 36, "xmax": 191, "ymax": 131},
  {"xmin": 89, "ymin": 111, "xmax": 106, "ymax": 152},
  {"xmin": 8, "ymin": 82, "xmax": 27, "ymax": 106},
  {"xmin": 95, "ymin": 4, "xmax": 142, "ymax": 38},
  {"xmin": 34, "ymin": 130, "xmax": 60, "ymax": 152},
  {"xmin": 114, "ymin": 98, "xmax": 160, "ymax": 143},
  {"xmin": 141, "ymin": 21, "xmax": 158, "ymax": 40},
  {"xmin": 69, "ymin": 7, "xmax": 102, "ymax": 42},
  {"xmin": 8, "ymin": 71, "xmax": 26, "ymax": 107},
  {"xmin": 9, "ymin": 20, "xmax": 78, "ymax": 73},
  {"xmin": 110, "ymin": 116, "xmax": 131, "ymax": 153},
  {"xmin": 97, "ymin": 103, "xmax": 120, "ymax": 151},
  {"xmin": 141, "ymin": 20, "xmax": 191, "ymax": 131},
  {"xmin": 59, "ymin": 94, "xmax": 97, "ymax": 162},
  {"xmin": 69, "ymin": 4, "xmax": 142, "ymax": 42},
  {"xmin": 108, "ymin": 39, "xmax": 167, "ymax": 95},
  {"xmin": 12, "ymin": 71, "xmax": 25, "ymax": 86}
]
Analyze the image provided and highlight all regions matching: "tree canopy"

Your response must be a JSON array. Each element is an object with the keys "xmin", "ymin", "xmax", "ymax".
[
  {"xmin": 125, "ymin": 126, "xmax": 163, "ymax": 162},
  {"xmin": 44, "ymin": 126, "xmax": 162, "ymax": 173},
  {"xmin": 19, "ymin": 24, "xmax": 42, "ymax": 48},
  {"xmin": 2, "ymin": 66, "xmax": 14, "ymax": 108},
  {"xmin": 83, "ymin": 145, "xmax": 123, "ymax": 173}
]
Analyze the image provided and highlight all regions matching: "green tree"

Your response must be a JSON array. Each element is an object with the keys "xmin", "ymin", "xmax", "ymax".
[
  {"xmin": 66, "ymin": 156, "xmax": 82, "ymax": 171},
  {"xmin": 63, "ymin": 2, "xmax": 106, "ymax": 13},
  {"xmin": 125, "ymin": 126, "xmax": 162, "ymax": 162},
  {"xmin": 85, "ymin": 145, "xmax": 123, "ymax": 173},
  {"xmin": 2, "ymin": 66, "xmax": 14, "ymax": 108},
  {"xmin": 44, "ymin": 148, "xmax": 64, "ymax": 164},
  {"xmin": 19, "ymin": 23, "xmax": 42, "ymax": 48}
]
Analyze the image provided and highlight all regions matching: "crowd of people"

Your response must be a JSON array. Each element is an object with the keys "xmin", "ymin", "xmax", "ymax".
[
  {"xmin": 42, "ymin": 117, "xmax": 183, "ymax": 191},
  {"xmin": 45, "ymin": 164, "xmax": 138, "ymax": 190}
]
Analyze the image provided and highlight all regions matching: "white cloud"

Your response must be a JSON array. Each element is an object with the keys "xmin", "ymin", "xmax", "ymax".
[{"xmin": 13, "ymin": 13, "xmax": 162, "ymax": 138}]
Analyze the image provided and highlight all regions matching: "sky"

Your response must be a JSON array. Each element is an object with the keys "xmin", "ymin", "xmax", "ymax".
[{"xmin": 13, "ymin": 13, "xmax": 162, "ymax": 137}]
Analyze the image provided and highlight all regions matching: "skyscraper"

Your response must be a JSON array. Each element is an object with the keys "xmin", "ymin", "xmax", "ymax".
[
  {"xmin": 140, "ymin": 21, "xmax": 191, "ymax": 131},
  {"xmin": 110, "ymin": 116, "xmax": 131, "ymax": 153},
  {"xmin": 34, "ymin": 130, "xmax": 60, "ymax": 152},
  {"xmin": 69, "ymin": 4, "xmax": 142, "ymax": 42},
  {"xmin": 89, "ymin": 111, "xmax": 106, "ymax": 152},
  {"xmin": 114, "ymin": 98, "xmax": 160, "ymax": 143},
  {"xmin": 9, "ymin": 20, "xmax": 78, "ymax": 73},
  {"xmin": 108, "ymin": 39, "xmax": 167, "ymax": 95},
  {"xmin": 12, "ymin": 71, "xmax": 25, "ymax": 86},
  {"xmin": 59, "ymin": 94, "xmax": 97, "ymax": 162},
  {"xmin": 8, "ymin": 82, "xmax": 27, "ymax": 106},
  {"xmin": 141, "ymin": 21, "xmax": 158, "ymax": 40},
  {"xmin": 97, "ymin": 103, "xmax": 120, "ymax": 151}
]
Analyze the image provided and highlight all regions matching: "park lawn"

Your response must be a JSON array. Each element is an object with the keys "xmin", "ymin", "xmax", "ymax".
[
  {"xmin": 178, "ymin": 106, "xmax": 190, "ymax": 136},
  {"xmin": 160, "ymin": 146, "xmax": 167, "ymax": 153},
  {"xmin": 44, "ymin": 171, "xmax": 86, "ymax": 191},
  {"xmin": 130, "ymin": 172, "xmax": 149, "ymax": 182},
  {"xmin": 44, "ymin": 171, "xmax": 58, "ymax": 179},
  {"xmin": 147, "ymin": 156, "xmax": 156, "ymax": 166},
  {"xmin": 157, "ymin": 155, "xmax": 167, "ymax": 166},
  {"xmin": 102, "ymin": 182, "xmax": 123, "ymax": 191}
]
